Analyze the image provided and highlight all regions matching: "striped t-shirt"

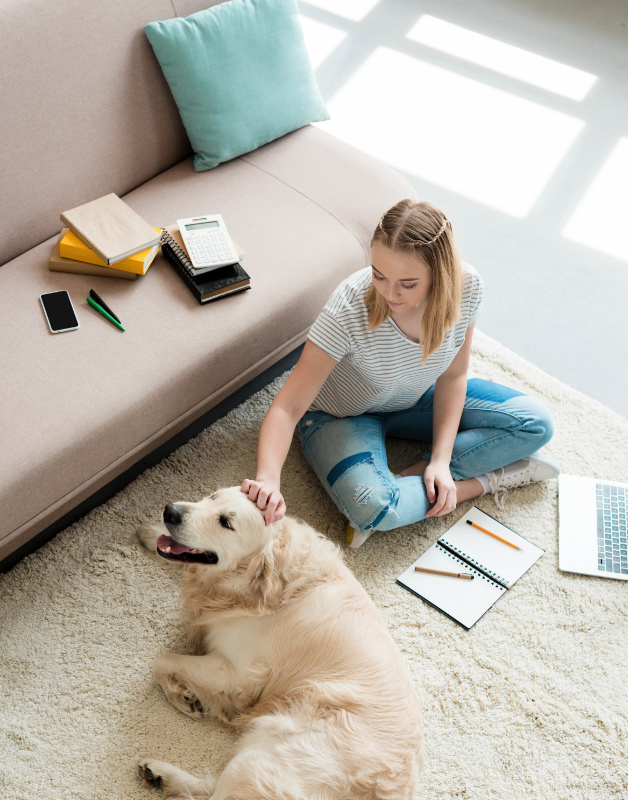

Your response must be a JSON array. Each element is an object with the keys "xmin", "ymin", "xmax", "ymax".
[{"xmin": 307, "ymin": 264, "xmax": 483, "ymax": 417}]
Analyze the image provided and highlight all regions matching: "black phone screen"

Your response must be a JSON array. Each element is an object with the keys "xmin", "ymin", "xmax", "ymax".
[{"xmin": 41, "ymin": 291, "xmax": 79, "ymax": 331}]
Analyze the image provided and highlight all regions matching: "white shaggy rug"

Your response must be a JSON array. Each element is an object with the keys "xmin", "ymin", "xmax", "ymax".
[{"xmin": 1, "ymin": 330, "xmax": 627, "ymax": 800}]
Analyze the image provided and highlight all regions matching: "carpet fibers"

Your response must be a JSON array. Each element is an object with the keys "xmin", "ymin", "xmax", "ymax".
[{"xmin": 1, "ymin": 330, "xmax": 627, "ymax": 799}]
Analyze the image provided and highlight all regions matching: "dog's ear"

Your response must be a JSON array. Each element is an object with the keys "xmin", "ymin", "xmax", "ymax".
[{"xmin": 246, "ymin": 522, "xmax": 293, "ymax": 609}]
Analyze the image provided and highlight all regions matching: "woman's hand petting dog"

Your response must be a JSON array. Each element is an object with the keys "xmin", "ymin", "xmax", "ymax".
[{"xmin": 240, "ymin": 477, "xmax": 286, "ymax": 525}]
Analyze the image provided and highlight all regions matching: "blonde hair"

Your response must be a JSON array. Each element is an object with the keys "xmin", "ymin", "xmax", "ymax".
[{"xmin": 365, "ymin": 199, "xmax": 463, "ymax": 364}]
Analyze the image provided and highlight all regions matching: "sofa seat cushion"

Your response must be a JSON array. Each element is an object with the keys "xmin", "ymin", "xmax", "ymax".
[{"xmin": 0, "ymin": 125, "xmax": 416, "ymax": 560}]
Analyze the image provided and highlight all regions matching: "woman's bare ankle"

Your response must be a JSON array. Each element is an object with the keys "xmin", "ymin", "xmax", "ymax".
[
  {"xmin": 397, "ymin": 465, "xmax": 483, "ymax": 503},
  {"xmin": 399, "ymin": 458, "xmax": 429, "ymax": 478},
  {"xmin": 455, "ymin": 477, "xmax": 484, "ymax": 503}
]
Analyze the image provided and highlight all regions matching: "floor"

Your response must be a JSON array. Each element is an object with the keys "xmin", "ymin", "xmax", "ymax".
[{"xmin": 298, "ymin": 0, "xmax": 628, "ymax": 420}]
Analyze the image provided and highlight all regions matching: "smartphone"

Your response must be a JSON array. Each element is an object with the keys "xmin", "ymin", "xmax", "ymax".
[{"xmin": 40, "ymin": 290, "xmax": 80, "ymax": 333}]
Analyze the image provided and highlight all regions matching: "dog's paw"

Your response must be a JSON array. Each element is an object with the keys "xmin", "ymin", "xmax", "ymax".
[
  {"xmin": 138, "ymin": 759, "xmax": 165, "ymax": 789},
  {"xmin": 161, "ymin": 673, "xmax": 205, "ymax": 720},
  {"xmin": 136, "ymin": 523, "xmax": 165, "ymax": 553},
  {"xmin": 138, "ymin": 758, "xmax": 211, "ymax": 797},
  {"xmin": 181, "ymin": 687, "xmax": 205, "ymax": 720}
]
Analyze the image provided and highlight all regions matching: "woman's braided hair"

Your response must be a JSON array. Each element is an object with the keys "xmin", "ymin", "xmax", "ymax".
[{"xmin": 365, "ymin": 200, "xmax": 464, "ymax": 363}]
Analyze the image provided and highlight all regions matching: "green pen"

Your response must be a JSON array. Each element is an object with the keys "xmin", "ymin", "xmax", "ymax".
[{"xmin": 86, "ymin": 295, "xmax": 125, "ymax": 331}]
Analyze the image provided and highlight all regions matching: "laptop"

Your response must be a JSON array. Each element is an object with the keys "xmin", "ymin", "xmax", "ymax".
[{"xmin": 559, "ymin": 474, "xmax": 628, "ymax": 580}]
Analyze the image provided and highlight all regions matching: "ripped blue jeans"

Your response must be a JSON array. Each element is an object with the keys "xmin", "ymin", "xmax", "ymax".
[{"xmin": 295, "ymin": 378, "xmax": 554, "ymax": 533}]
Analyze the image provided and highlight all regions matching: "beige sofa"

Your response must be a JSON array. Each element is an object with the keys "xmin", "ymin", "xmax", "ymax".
[{"xmin": 0, "ymin": 0, "xmax": 416, "ymax": 570}]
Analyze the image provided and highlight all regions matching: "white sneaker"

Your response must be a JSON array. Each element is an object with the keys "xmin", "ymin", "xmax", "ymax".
[{"xmin": 482, "ymin": 453, "xmax": 561, "ymax": 510}]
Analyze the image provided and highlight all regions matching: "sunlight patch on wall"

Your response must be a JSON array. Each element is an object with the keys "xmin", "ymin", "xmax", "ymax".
[
  {"xmin": 406, "ymin": 16, "xmax": 597, "ymax": 101},
  {"xmin": 301, "ymin": 0, "xmax": 380, "ymax": 22},
  {"xmin": 299, "ymin": 15, "xmax": 348, "ymax": 70},
  {"xmin": 562, "ymin": 138, "xmax": 628, "ymax": 263},
  {"xmin": 316, "ymin": 47, "xmax": 584, "ymax": 218}
]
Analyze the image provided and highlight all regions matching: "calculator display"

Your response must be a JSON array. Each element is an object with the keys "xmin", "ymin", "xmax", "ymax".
[{"xmin": 185, "ymin": 220, "xmax": 220, "ymax": 231}]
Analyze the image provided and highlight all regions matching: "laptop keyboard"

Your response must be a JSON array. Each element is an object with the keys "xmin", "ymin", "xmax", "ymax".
[{"xmin": 597, "ymin": 483, "xmax": 628, "ymax": 574}]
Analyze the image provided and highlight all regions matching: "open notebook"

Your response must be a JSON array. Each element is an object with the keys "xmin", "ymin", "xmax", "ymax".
[{"xmin": 397, "ymin": 507, "xmax": 544, "ymax": 629}]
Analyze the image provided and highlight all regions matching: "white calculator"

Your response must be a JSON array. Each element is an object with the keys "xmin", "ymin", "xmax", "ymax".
[{"xmin": 177, "ymin": 214, "xmax": 239, "ymax": 271}]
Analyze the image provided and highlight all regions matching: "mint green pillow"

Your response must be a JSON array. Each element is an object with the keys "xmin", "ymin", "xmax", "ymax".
[{"xmin": 145, "ymin": 0, "xmax": 329, "ymax": 172}]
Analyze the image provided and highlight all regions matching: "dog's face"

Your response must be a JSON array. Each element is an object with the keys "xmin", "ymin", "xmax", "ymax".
[{"xmin": 156, "ymin": 487, "xmax": 272, "ymax": 571}]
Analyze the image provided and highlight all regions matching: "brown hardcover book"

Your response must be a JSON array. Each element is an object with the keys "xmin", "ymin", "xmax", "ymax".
[
  {"xmin": 60, "ymin": 193, "xmax": 161, "ymax": 265},
  {"xmin": 49, "ymin": 230, "xmax": 137, "ymax": 280}
]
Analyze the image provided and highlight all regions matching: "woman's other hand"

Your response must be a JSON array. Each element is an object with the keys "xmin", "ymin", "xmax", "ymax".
[
  {"xmin": 241, "ymin": 478, "xmax": 286, "ymax": 525},
  {"xmin": 423, "ymin": 460, "xmax": 457, "ymax": 517}
]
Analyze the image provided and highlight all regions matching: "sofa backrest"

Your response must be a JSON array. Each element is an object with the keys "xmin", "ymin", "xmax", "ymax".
[{"xmin": 0, "ymin": 0, "xmax": 224, "ymax": 267}]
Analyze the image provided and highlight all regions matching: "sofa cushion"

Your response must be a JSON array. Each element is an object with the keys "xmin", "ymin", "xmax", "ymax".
[
  {"xmin": 144, "ymin": 0, "xmax": 329, "ymax": 172},
  {"xmin": 240, "ymin": 125, "xmax": 419, "ymax": 253},
  {"xmin": 0, "ymin": 125, "xmax": 417, "ymax": 561}
]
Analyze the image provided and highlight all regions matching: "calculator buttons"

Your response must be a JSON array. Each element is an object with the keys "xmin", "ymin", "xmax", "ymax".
[{"xmin": 178, "ymin": 215, "xmax": 239, "ymax": 270}]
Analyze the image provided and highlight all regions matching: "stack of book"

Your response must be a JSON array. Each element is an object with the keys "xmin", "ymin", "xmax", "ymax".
[
  {"xmin": 50, "ymin": 193, "xmax": 162, "ymax": 279},
  {"xmin": 161, "ymin": 225, "xmax": 250, "ymax": 304}
]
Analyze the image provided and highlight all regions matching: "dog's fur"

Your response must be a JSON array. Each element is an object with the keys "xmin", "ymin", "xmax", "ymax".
[{"xmin": 137, "ymin": 487, "xmax": 423, "ymax": 799}]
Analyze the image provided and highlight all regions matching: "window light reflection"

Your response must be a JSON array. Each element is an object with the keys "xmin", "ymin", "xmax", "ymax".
[
  {"xmin": 562, "ymin": 138, "xmax": 628, "ymax": 263},
  {"xmin": 407, "ymin": 16, "xmax": 597, "ymax": 102},
  {"xmin": 299, "ymin": 15, "xmax": 348, "ymax": 70},
  {"xmin": 317, "ymin": 47, "xmax": 585, "ymax": 218},
  {"xmin": 301, "ymin": 0, "xmax": 380, "ymax": 23}
]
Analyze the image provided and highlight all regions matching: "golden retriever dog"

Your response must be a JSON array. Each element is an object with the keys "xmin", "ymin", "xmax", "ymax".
[{"xmin": 136, "ymin": 486, "xmax": 423, "ymax": 799}]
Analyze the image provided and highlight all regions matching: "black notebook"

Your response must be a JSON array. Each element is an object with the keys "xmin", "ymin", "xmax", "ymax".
[
  {"xmin": 161, "ymin": 228, "xmax": 250, "ymax": 305},
  {"xmin": 397, "ymin": 507, "xmax": 544, "ymax": 629}
]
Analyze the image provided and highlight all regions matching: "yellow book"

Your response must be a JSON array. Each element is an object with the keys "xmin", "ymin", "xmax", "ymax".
[
  {"xmin": 59, "ymin": 227, "xmax": 162, "ymax": 274},
  {"xmin": 50, "ymin": 230, "xmax": 137, "ymax": 279}
]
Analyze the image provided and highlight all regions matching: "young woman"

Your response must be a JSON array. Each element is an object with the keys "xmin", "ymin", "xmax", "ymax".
[{"xmin": 242, "ymin": 200, "xmax": 559, "ymax": 548}]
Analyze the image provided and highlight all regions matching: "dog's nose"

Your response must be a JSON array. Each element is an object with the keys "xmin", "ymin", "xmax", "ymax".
[{"xmin": 163, "ymin": 504, "xmax": 183, "ymax": 525}]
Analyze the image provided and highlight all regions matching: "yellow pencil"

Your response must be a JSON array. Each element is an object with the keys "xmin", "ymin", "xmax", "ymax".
[
  {"xmin": 414, "ymin": 566, "xmax": 474, "ymax": 580},
  {"xmin": 466, "ymin": 519, "xmax": 523, "ymax": 551}
]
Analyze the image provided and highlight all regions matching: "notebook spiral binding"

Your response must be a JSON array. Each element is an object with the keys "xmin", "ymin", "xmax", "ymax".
[
  {"xmin": 161, "ymin": 230, "xmax": 194, "ymax": 276},
  {"xmin": 437, "ymin": 540, "xmax": 509, "ymax": 588}
]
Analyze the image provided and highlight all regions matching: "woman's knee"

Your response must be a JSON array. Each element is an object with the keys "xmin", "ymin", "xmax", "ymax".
[
  {"xmin": 523, "ymin": 397, "xmax": 555, "ymax": 449},
  {"xmin": 325, "ymin": 452, "xmax": 399, "ymax": 532}
]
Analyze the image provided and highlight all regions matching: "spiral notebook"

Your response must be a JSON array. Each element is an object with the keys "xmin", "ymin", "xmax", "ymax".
[{"xmin": 397, "ymin": 507, "xmax": 544, "ymax": 629}]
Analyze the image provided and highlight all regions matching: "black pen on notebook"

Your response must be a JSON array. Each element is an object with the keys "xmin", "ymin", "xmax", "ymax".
[{"xmin": 89, "ymin": 289, "xmax": 121, "ymax": 325}]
